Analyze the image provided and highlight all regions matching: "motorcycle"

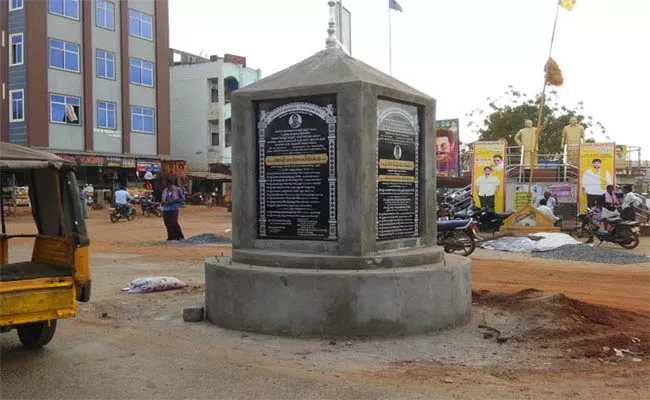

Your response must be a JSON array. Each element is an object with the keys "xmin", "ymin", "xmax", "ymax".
[
  {"xmin": 453, "ymin": 206, "xmax": 514, "ymax": 234},
  {"xmin": 140, "ymin": 196, "xmax": 162, "ymax": 217},
  {"xmin": 437, "ymin": 219, "xmax": 479, "ymax": 256},
  {"xmin": 575, "ymin": 207, "xmax": 641, "ymax": 249},
  {"xmin": 109, "ymin": 200, "xmax": 137, "ymax": 223}
]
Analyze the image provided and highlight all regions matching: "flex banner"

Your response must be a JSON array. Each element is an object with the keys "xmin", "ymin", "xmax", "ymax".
[
  {"xmin": 472, "ymin": 141, "xmax": 506, "ymax": 212},
  {"xmin": 579, "ymin": 142, "xmax": 615, "ymax": 213}
]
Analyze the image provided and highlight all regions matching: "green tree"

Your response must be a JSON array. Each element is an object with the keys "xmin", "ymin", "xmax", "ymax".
[{"xmin": 465, "ymin": 86, "xmax": 608, "ymax": 156}]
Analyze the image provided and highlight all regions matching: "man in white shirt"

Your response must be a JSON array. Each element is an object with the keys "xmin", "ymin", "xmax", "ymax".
[
  {"xmin": 581, "ymin": 158, "xmax": 612, "ymax": 207},
  {"xmin": 114, "ymin": 185, "xmax": 133, "ymax": 217},
  {"xmin": 534, "ymin": 191, "xmax": 557, "ymax": 212},
  {"xmin": 620, "ymin": 185, "xmax": 641, "ymax": 221},
  {"xmin": 475, "ymin": 166, "xmax": 501, "ymax": 210}
]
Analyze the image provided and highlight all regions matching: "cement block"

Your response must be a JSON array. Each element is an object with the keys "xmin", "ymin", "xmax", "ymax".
[
  {"xmin": 205, "ymin": 256, "xmax": 471, "ymax": 337},
  {"xmin": 183, "ymin": 307, "xmax": 204, "ymax": 323}
]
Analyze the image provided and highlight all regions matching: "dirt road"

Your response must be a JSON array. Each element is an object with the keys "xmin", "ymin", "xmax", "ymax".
[{"xmin": 1, "ymin": 206, "xmax": 649, "ymax": 399}]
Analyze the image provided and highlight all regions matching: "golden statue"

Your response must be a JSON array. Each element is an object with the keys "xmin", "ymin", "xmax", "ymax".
[
  {"xmin": 514, "ymin": 119, "xmax": 538, "ymax": 166},
  {"xmin": 561, "ymin": 117, "xmax": 584, "ymax": 166}
]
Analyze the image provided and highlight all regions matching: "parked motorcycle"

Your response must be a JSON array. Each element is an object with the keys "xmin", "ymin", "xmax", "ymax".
[
  {"xmin": 109, "ymin": 200, "xmax": 137, "ymax": 223},
  {"xmin": 453, "ymin": 206, "xmax": 514, "ymax": 234},
  {"xmin": 140, "ymin": 196, "xmax": 162, "ymax": 217},
  {"xmin": 437, "ymin": 219, "xmax": 479, "ymax": 256},
  {"xmin": 575, "ymin": 208, "xmax": 640, "ymax": 249}
]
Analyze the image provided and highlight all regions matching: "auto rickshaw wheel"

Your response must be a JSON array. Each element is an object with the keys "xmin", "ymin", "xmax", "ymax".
[{"xmin": 17, "ymin": 320, "xmax": 57, "ymax": 348}]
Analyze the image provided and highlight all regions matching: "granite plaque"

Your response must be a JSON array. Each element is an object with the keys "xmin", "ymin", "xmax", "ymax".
[
  {"xmin": 376, "ymin": 99, "xmax": 420, "ymax": 240},
  {"xmin": 257, "ymin": 95, "xmax": 337, "ymax": 240}
]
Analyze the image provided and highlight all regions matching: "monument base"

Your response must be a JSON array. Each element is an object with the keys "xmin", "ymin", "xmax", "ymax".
[{"xmin": 204, "ymin": 255, "xmax": 471, "ymax": 336}]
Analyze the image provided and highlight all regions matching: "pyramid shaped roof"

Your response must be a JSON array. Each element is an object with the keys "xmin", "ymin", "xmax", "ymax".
[{"xmin": 236, "ymin": 48, "xmax": 432, "ymax": 100}]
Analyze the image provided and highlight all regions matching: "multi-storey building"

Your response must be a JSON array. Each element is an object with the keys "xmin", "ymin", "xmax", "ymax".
[
  {"xmin": 169, "ymin": 49, "xmax": 260, "ymax": 173},
  {"xmin": 0, "ymin": 0, "xmax": 170, "ymax": 186}
]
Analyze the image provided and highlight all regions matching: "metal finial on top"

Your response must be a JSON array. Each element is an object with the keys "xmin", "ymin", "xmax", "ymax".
[{"xmin": 325, "ymin": 0, "xmax": 338, "ymax": 49}]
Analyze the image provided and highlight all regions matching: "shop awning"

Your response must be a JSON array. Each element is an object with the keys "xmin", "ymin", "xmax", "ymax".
[{"xmin": 187, "ymin": 171, "xmax": 232, "ymax": 180}]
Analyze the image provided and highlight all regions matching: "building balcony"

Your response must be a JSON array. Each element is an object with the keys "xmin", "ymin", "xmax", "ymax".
[{"xmin": 207, "ymin": 102, "xmax": 231, "ymax": 121}]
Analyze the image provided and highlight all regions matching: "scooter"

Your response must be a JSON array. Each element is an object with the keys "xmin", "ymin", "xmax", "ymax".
[
  {"xmin": 576, "ymin": 207, "xmax": 641, "ymax": 249},
  {"xmin": 437, "ymin": 219, "xmax": 479, "ymax": 256}
]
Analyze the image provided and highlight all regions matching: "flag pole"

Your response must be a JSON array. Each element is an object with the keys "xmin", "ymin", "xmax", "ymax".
[
  {"xmin": 527, "ymin": 1, "xmax": 561, "ymax": 203},
  {"xmin": 388, "ymin": 8, "xmax": 393, "ymax": 75}
]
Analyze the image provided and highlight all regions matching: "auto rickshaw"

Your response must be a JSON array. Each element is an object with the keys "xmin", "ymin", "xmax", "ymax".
[{"xmin": 0, "ymin": 142, "xmax": 91, "ymax": 348}]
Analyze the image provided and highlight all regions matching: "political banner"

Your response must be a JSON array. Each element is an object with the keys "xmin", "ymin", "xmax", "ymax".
[
  {"xmin": 579, "ymin": 142, "xmax": 615, "ymax": 213},
  {"xmin": 472, "ymin": 141, "xmax": 506, "ymax": 212},
  {"xmin": 435, "ymin": 119, "xmax": 460, "ymax": 177},
  {"xmin": 615, "ymin": 145, "xmax": 627, "ymax": 168}
]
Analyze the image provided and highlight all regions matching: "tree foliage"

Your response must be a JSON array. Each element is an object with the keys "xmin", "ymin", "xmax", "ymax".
[{"xmin": 465, "ymin": 86, "xmax": 608, "ymax": 155}]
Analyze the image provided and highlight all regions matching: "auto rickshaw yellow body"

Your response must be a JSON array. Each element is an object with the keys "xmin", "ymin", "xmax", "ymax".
[{"xmin": 0, "ymin": 142, "xmax": 91, "ymax": 347}]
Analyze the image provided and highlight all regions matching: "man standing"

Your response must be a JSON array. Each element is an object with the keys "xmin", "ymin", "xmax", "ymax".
[
  {"xmin": 162, "ymin": 179, "xmax": 185, "ymax": 241},
  {"xmin": 475, "ymin": 166, "xmax": 501, "ymax": 209},
  {"xmin": 114, "ymin": 185, "xmax": 133, "ymax": 218},
  {"xmin": 435, "ymin": 129, "xmax": 458, "ymax": 177},
  {"xmin": 581, "ymin": 158, "xmax": 612, "ymax": 207}
]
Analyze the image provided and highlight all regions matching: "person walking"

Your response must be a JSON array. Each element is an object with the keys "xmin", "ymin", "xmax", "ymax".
[{"xmin": 162, "ymin": 179, "xmax": 185, "ymax": 240}]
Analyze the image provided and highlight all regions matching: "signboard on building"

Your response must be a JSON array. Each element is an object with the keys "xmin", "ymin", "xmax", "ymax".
[
  {"xmin": 435, "ymin": 119, "xmax": 460, "ymax": 177},
  {"xmin": 224, "ymin": 54, "xmax": 246, "ymax": 67},
  {"xmin": 78, "ymin": 156, "xmax": 105, "ymax": 167},
  {"xmin": 162, "ymin": 160, "xmax": 187, "ymax": 177}
]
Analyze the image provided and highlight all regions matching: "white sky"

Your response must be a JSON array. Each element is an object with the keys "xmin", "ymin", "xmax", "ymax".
[{"xmin": 169, "ymin": 0, "xmax": 650, "ymax": 158}]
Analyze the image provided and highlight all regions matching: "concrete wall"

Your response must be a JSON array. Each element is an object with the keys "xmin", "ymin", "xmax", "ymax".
[
  {"xmin": 47, "ymin": 11, "xmax": 84, "ymax": 151},
  {"xmin": 92, "ymin": 0, "xmax": 123, "ymax": 153},
  {"xmin": 8, "ymin": 6, "xmax": 27, "ymax": 145},
  {"xmin": 205, "ymin": 256, "xmax": 472, "ymax": 336}
]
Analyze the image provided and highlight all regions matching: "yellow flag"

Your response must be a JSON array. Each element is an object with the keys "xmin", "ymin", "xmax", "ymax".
[{"xmin": 560, "ymin": 0, "xmax": 576, "ymax": 10}]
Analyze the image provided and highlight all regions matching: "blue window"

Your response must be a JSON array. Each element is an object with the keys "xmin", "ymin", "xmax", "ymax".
[
  {"xmin": 9, "ymin": 90, "xmax": 24, "ymax": 122},
  {"xmin": 97, "ymin": 50, "xmax": 115, "ymax": 79},
  {"xmin": 49, "ymin": 0, "xmax": 79, "ymax": 19},
  {"xmin": 9, "ymin": 33, "xmax": 23, "ymax": 66},
  {"xmin": 128, "ymin": 9, "xmax": 153, "ymax": 40},
  {"xmin": 96, "ymin": 0, "xmax": 114, "ymax": 30},
  {"xmin": 97, "ymin": 101, "xmax": 116, "ymax": 129},
  {"xmin": 50, "ymin": 94, "xmax": 81, "ymax": 125},
  {"xmin": 129, "ymin": 58, "xmax": 153, "ymax": 87},
  {"xmin": 131, "ymin": 106, "xmax": 154, "ymax": 133},
  {"xmin": 10, "ymin": 0, "xmax": 23, "ymax": 11},
  {"xmin": 49, "ymin": 39, "xmax": 80, "ymax": 72}
]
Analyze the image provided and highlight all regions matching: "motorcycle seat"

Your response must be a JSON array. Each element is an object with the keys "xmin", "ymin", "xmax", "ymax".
[
  {"xmin": 438, "ymin": 220, "xmax": 471, "ymax": 231},
  {"xmin": 616, "ymin": 220, "xmax": 640, "ymax": 226},
  {"xmin": 496, "ymin": 212, "xmax": 514, "ymax": 219}
]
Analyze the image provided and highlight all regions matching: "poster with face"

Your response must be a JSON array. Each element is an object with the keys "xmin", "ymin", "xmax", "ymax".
[
  {"xmin": 435, "ymin": 119, "xmax": 460, "ymax": 177},
  {"xmin": 578, "ymin": 142, "xmax": 615, "ymax": 213},
  {"xmin": 472, "ymin": 141, "xmax": 506, "ymax": 212}
]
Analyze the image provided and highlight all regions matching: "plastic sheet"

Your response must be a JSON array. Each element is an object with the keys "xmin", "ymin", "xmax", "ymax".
[{"xmin": 481, "ymin": 232, "xmax": 581, "ymax": 253}]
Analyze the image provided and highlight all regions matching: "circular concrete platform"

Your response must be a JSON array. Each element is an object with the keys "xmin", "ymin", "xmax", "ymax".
[{"xmin": 204, "ymin": 255, "xmax": 471, "ymax": 336}]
